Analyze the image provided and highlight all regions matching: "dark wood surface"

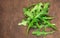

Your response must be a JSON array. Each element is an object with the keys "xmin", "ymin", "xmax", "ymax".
[{"xmin": 0, "ymin": 0, "xmax": 60, "ymax": 38}]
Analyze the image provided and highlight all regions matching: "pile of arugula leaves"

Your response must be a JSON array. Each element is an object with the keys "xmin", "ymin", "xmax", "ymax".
[{"xmin": 18, "ymin": 2, "xmax": 57, "ymax": 37}]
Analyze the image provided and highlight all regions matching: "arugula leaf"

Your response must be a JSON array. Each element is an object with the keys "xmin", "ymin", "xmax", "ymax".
[
  {"xmin": 32, "ymin": 30, "xmax": 54, "ymax": 36},
  {"xmin": 18, "ymin": 20, "xmax": 28, "ymax": 26},
  {"xmin": 23, "ymin": 8, "xmax": 33, "ymax": 19}
]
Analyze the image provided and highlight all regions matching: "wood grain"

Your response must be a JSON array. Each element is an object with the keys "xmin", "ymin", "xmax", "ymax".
[{"xmin": 0, "ymin": 0, "xmax": 60, "ymax": 38}]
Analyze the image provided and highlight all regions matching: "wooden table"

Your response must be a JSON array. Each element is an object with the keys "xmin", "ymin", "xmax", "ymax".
[{"xmin": 0, "ymin": 0, "xmax": 60, "ymax": 38}]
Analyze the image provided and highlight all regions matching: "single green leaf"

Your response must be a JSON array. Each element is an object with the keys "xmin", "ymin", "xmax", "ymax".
[
  {"xmin": 23, "ymin": 8, "xmax": 33, "ymax": 19},
  {"xmin": 42, "ymin": 17, "xmax": 54, "ymax": 20},
  {"xmin": 18, "ymin": 20, "xmax": 28, "ymax": 26}
]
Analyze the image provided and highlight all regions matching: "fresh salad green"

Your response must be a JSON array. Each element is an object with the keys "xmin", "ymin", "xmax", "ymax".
[{"xmin": 18, "ymin": 2, "xmax": 57, "ymax": 37}]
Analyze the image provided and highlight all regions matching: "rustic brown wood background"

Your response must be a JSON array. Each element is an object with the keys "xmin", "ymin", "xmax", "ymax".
[{"xmin": 0, "ymin": 0, "xmax": 60, "ymax": 38}]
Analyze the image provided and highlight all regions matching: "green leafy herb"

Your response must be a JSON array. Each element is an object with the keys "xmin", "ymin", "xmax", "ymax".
[{"xmin": 18, "ymin": 2, "xmax": 57, "ymax": 37}]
